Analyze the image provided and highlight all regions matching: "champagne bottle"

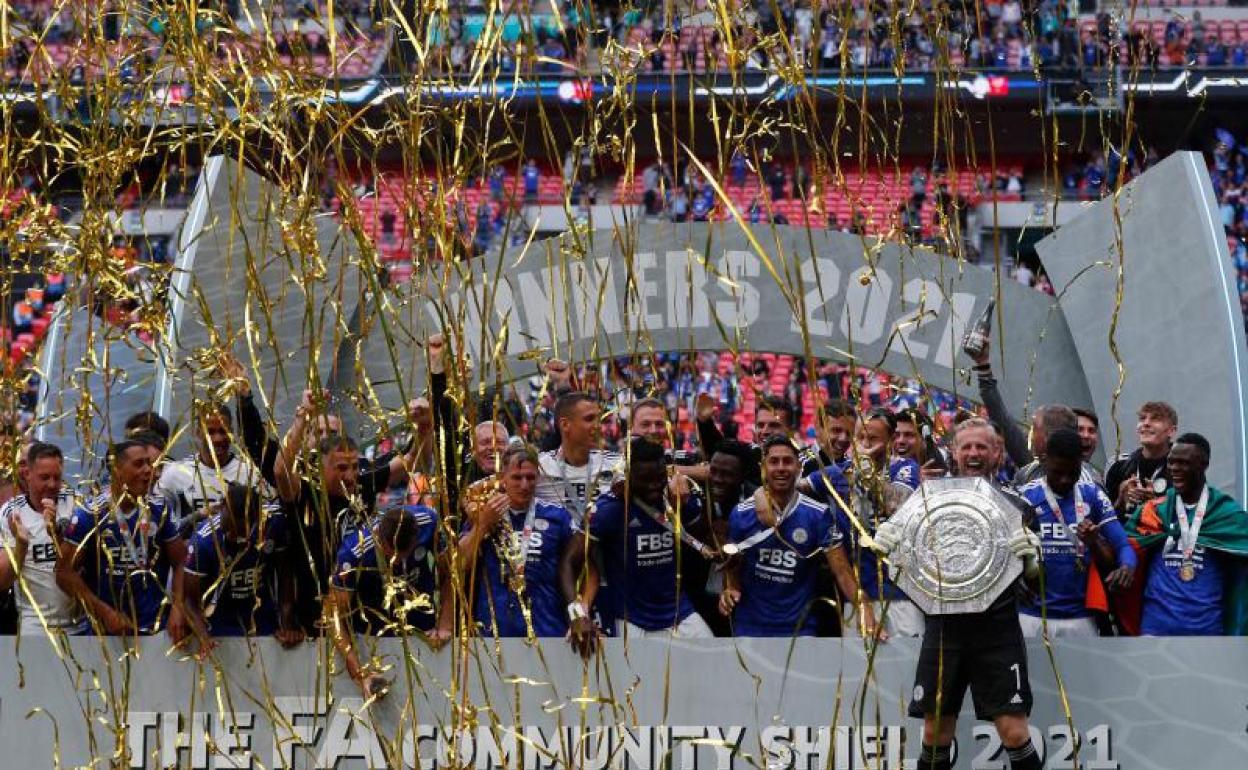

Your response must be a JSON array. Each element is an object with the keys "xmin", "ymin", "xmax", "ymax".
[{"xmin": 961, "ymin": 298, "xmax": 995, "ymax": 359}]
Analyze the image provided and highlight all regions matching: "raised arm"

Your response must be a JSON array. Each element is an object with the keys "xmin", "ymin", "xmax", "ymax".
[
  {"xmin": 274, "ymin": 391, "xmax": 315, "ymax": 503},
  {"xmin": 694, "ymin": 393, "xmax": 726, "ymax": 462},
  {"xmin": 385, "ymin": 398, "xmax": 432, "ymax": 488},
  {"xmin": 971, "ymin": 342, "xmax": 1032, "ymax": 468},
  {"xmin": 221, "ymin": 352, "xmax": 280, "ymax": 485}
]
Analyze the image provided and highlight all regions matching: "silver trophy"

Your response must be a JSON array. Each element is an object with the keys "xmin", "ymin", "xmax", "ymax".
[{"xmin": 884, "ymin": 476, "xmax": 1023, "ymax": 615}]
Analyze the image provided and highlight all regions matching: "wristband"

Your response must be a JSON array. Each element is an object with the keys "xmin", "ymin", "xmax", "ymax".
[{"xmin": 566, "ymin": 601, "xmax": 588, "ymax": 623}]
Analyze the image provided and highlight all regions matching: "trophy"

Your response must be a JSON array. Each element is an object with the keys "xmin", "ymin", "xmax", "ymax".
[{"xmin": 883, "ymin": 476, "xmax": 1023, "ymax": 615}]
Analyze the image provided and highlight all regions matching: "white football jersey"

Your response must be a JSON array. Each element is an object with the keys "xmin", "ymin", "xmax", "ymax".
[
  {"xmin": 154, "ymin": 453, "xmax": 270, "ymax": 529},
  {"xmin": 0, "ymin": 492, "xmax": 80, "ymax": 634},
  {"xmin": 535, "ymin": 449, "xmax": 621, "ymax": 525}
]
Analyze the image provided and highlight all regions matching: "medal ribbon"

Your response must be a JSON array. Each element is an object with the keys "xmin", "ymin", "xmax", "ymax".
[
  {"xmin": 501, "ymin": 501, "xmax": 538, "ymax": 579},
  {"xmin": 1174, "ymin": 486, "xmax": 1209, "ymax": 564},
  {"xmin": 723, "ymin": 491, "xmax": 801, "ymax": 555},
  {"xmin": 113, "ymin": 503, "xmax": 151, "ymax": 571},
  {"xmin": 633, "ymin": 497, "xmax": 716, "ymax": 558},
  {"xmin": 1041, "ymin": 480, "xmax": 1088, "ymax": 561}
]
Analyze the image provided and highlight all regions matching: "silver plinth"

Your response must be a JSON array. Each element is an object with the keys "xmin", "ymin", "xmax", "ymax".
[{"xmin": 886, "ymin": 476, "xmax": 1023, "ymax": 615}]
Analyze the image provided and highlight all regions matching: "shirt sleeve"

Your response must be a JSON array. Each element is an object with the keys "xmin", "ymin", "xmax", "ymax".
[
  {"xmin": 62, "ymin": 506, "xmax": 95, "ymax": 546},
  {"xmin": 329, "ymin": 538, "xmax": 359, "ymax": 592},
  {"xmin": 893, "ymin": 459, "xmax": 920, "ymax": 490},
  {"xmin": 185, "ymin": 531, "xmax": 218, "ymax": 579},
  {"xmin": 1091, "ymin": 486, "xmax": 1138, "ymax": 569},
  {"xmin": 360, "ymin": 462, "xmax": 392, "ymax": 503},
  {"xmin": 726, "ymin": 505, "xmax": 745, "ymax": 542},
  {"xmin": 264, "ymin": 507, "xmax": 288, "ymax": 554},
  {"xmin": 975, "ymin": 365, "xmax": 1033, "ymax": 468},
  {"xmin": 0, "ymin": 506, "xmax": 14, "ymax": 548},
  {"xmin": 587, "ymin": 494, "xmax": 621, "ymax": 541},
  {"xmin": 677, "ymin": 495, "xmax": 703, "ymax": 528},
  {"xmin": 154, "ymin": 503, "xmax": 180, "ymax": 544},
  {"xmin": 1104, "ymin": 459, "xmax": 1128, "ymax": 507},
  {"xmin": 819, "ymin": 507, "xmax": 842, "ymax": 550}
]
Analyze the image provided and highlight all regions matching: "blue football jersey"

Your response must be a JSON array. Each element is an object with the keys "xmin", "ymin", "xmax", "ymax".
[
  {"xmin": 472, "ymin": 500, "xmax": 579, "ymax": 638},
  {"xmin": 728, "ymin": 493, "xmax": 840, "ymax": 636},
  {"xmin": 185, "ymin": 505, "xmax": 287, "ymax": 635},
  {"xmin": 1020, "ymin": 480, "xmax": 1135, "ymax": 619},
  {"xmin": 330, "ymin": 506, "xmax": 440, "ymax": 634},
  {"xmin": 588, "ymin": 492, "xmax": 701, "ymax": 632},
  {"xmin": 63, "ymin": 493, "xmax": 180, "ymax": 633}
]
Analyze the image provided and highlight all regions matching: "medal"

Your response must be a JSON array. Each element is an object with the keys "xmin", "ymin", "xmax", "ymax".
[
  {"xmin": 1152, "ymin": 477, "xmax": 1169, "ymax": 495},
  {"xmin": 1173, "ymin": 486, "xmax": 1209, "ymax": 586}
]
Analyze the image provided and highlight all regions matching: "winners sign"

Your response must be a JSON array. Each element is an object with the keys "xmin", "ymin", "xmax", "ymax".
[{"xmin": 1, "ymin": 637, "xmax": 1246, "ymax": 768}]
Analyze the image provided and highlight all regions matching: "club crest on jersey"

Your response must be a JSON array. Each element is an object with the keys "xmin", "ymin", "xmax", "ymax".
[
  {"xmin": 535, "ymin": 518, "xmax": 550, "ymax": 531},
  {"xmin": 791, "ymin": 528, "xmax": 808, "ymax": 544}
]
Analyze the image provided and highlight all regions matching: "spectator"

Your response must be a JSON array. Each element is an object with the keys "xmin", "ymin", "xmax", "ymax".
[
  {"xmin": 523, "ymin": 159, "xmax": 540, "ymax": 202},
  {"xmin": 379, "ymin": 207, "xmax": 397, "ymax": 247},
  {"xmin": 767, "ymin": 164, "xmax": 787, "ymax": 201}
]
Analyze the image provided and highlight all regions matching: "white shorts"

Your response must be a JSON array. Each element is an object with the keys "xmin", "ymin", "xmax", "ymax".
[
  {"xmin": 623, "ymin": 612, "xmax": 714, "ymax": 639},
  {"xmin": 1018, "ymin": 613, "xmax": 1099, "ymax": 638},
  {"xmin": 844, "ymin": 597, "xmax": 926, "ymax": 638}
]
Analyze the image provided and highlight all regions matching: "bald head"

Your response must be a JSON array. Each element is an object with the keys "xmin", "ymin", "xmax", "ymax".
[
  {"xmin": 1031, "ymin": 404, "xmax": 1077, "ymax": 459},
  {"xmin": 473, "ymin": 421, "xmax": 510, "ymax": 474}
]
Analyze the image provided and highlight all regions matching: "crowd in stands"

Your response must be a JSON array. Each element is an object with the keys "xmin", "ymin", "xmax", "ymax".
[
  {"xmin": 426, "ymin": 0, "xmax": 1248, "ymax": 77},
  {"xmin": 11, "ymin": 1, "xmax": 1248, "ymax": 85},
  {"xmin": 3, "ymin": 0, "xmax": 390, "ymax": 83},
  {"xmin": 1211, "ymin": 128, "xmax": 1248, "ymax": 328}
]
